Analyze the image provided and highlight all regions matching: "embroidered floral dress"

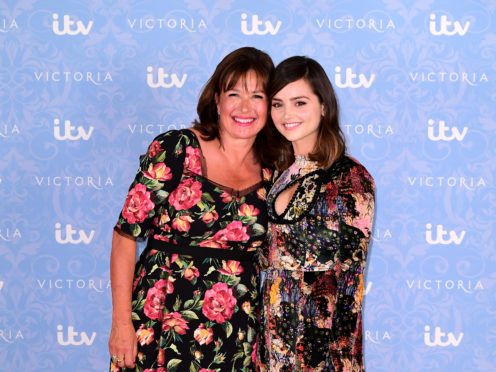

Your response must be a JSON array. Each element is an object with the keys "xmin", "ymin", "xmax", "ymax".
[
  {"xmin": 258, "ymin": 155, "xmax": 375, "ymax": 372},
  {"xmin": 112, "ymin": 129, "xmax": 270, "ymax": 372}
]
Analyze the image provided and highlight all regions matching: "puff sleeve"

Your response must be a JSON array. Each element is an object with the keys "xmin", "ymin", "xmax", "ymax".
[{"xmin": 114, "ymin": 130, "xmax": 190, "ymax": 240}]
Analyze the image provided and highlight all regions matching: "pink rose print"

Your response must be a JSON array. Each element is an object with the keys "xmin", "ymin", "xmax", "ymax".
[
  {"xmin": 143, "ymin": 279, "xmax": 167, "ymax": 320},
  {"xmin": 172, "ymin": 214, "xmax": 194, "ymax": 232},
  {"xmin": 162, "ymin": 312, "xmax": 189, "ymax": 335},
  {"xmin": 136, "ymin": 324, "xmax": 154, "ymax": 346},
  {"xmin": 238, "ymin": 203, "xmax": 260, "ymax": 217},
  {"xmin": 185, "ymin": 146, "xmax": 202, "ymax": 174},
  {"xmin": 169, "ymin": 178, "xmax": 202, "ymax": 210},
  {"xmin": 213, "ymin": 221, "xmax": 250, "ymax": 243},
  {"xmin": 218, "ymin": 260, "xmax": 244, "ymax": 276},
  {"xmin": 198, "ymin": 239, "xmax": 229, "ymax": 249},
  {"xmin": 256, "ymin": 187, "xmax": 266, "ymax": 200},
  {"xmin": 121, "ymin": 183, "xmax": 154, "ymax": 224},
  {"xmin": 220, "ymin": 191, "xmax": 232, "ymax": 203},
  {"xmin": 194, "ymin": 324, "xmax": 214, "ymax": 345},
  {"xmin": 183, "ymin": 266, "xmax": 200, "ymax": 281},
  {"xmin": 202, "ymin": 282, "xmax": 236, "ymax": 324},
  {"xmin": 201, "ymin": 210, "xmax": 219, "ymax": 224},
  {"xmin": 143, "ymin": 162, "xmax": 172, "ymax": 182},
  {"xmin": 262, "ymin": 167, "xmax": 273, "ymax": 182},
  {"xmin": 147, "ymin": 140, "xmax": 162, "ymax": 158},
  {"xmin": 199, "ymin": 369, "xmax": 216, "ymax": 372}
]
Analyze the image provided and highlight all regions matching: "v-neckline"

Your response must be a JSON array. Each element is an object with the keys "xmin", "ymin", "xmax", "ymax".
[{"xmin": 186, "ymin": 129, "xmax": 264, "ymax": 197}]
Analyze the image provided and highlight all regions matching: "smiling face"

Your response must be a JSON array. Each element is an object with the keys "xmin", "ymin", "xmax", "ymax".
[
  {"xmin": 215, "ymin": 70, "xmax": 268, "ymax": 143},
  {"xmin": 271, "ymin": 78, "xmax": 324, "ymax": 155}
]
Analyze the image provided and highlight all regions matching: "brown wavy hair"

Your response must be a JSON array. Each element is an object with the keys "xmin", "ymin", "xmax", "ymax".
[
  {"xmin": 268, "ymin": 56, "xmax": 346, "ymax": 170},
  {"xmin": 192, "ymin": 47, "xmax": 277, "ymax": 165}
]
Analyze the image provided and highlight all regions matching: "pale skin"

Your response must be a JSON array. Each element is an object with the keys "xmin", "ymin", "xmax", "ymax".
[
  {"xmin": 108, "ymin": 70, "xmax": 267, "ymax": 368},
  {"xmin": 271, "ymin": 78, "xmax": 324, "ymax": 216}
]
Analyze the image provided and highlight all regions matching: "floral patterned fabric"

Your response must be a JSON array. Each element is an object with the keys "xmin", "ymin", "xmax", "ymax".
[
  {"xmin": 112, "ymin": 129, "xmax": 271, "ymax": 372},
  {"xmin": 258, "ymin": 155, "xmax": 375, "ymax": 372}
]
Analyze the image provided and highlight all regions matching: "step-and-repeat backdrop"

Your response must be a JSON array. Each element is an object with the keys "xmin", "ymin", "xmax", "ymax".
[{"xmin": 1, "ymin": 1, "xmax": 494, "ymax": 371}]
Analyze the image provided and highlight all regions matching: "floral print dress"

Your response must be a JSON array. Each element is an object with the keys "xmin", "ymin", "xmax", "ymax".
[
  {"xmin": 258, "ymin": 155, "xmax": 375, "ymax": 372},
  {"xmin": 113, "ymin": 129, "xmax": 270, "ymax": 372}
]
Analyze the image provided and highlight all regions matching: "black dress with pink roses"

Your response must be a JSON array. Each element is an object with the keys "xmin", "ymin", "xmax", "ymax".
[{"xmin": 112, "ymin": 129, "xmax": 270, "ymax": 372}]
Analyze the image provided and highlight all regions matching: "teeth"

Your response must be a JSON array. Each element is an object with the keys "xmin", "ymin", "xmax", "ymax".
[
  {"xmin": 234, "ymin": 117, "xmax": 254, "ymax": 124},
  {"xmin": 284, "ymin": 122, "xmax": 300, "ymax": 128}
]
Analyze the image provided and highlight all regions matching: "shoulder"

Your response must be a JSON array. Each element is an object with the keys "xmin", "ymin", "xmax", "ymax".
[
  {"xmin": 152, "ymin": 128, "xmax": 198, "ymax": 146},
  {"xmin": 322, "ymin": 155, "xmax": 375, "ymax": 191}
]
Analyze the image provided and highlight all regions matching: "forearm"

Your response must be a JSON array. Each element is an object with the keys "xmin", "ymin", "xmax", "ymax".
[{"xmin": 110, "ymin": 230, "xmax": 137, "ymax": 324}]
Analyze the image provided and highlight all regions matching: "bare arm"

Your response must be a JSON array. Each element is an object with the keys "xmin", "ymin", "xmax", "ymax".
[{"xmin": 108, "ymin": 230, "xmax": 137, "ymax": 369}]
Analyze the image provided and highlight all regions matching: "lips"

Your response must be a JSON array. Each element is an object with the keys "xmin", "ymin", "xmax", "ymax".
[
  {"xmin": 233, "ymin": 116, "xmax": 256, "ymax": 126},
  {"xmin": 282, "ymin": 122, "xmax": 301, "ymax": 130}
]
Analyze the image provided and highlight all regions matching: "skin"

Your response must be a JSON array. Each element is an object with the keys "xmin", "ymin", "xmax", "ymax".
[
  {"xmin": 108, "ymin": 69, "xmax": 268, "ymax": 369},
  {"xmin": 108, "ymin": 231, "xmax": 137, "ymax": 369},
  {"xmin": 270, "ymin": 78, "xmax": 324, "ymax": 156},
  {"xmin": 270, "ymin": 78, "xmax": 324, "ymax": 215}
]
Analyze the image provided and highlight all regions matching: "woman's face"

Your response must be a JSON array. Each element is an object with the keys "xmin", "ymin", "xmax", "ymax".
[
  {"xmin": 271, "ymin": 78, "xmax": 324, "ymax": 155},
  {"xmin": 216, "ymin": 70, "xmax": 267, "ymax": 143}
]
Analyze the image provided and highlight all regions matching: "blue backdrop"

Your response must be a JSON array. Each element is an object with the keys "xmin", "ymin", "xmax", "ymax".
[{"xmin": 1, "ymin": 1, "xmax": 495, "ymax": 371}]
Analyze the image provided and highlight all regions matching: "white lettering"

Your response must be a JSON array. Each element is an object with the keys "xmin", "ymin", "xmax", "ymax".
[
  {"xmin": 0, "ymin": 330, "xmax": 24, "ymax": 343},
  {"xmin": 35, "ymin": 176, "xmax": 113, "ymax": 189},
  {"xmin": 335, "ymin": 66, "xmax": 375, "ymax": 88},
  {"xmin": 56, "ymin": 325, "xmax": 96, "ymax": 346},
  {"xmin": 406, "ymin": 279, "xmax": 483, "ymax": 293},
  {"xmin": 425, "ymin": 223, "xmax": 466, "ymax": 245},
  {"xmin": 240, "ymin": 13, "xmax": 281, "ymax": 35},
  {"xmin": 0, "ymin": 228, "xmax": 22, "ymax": 241},
  {"xmin": 54, "ymin": 223, "xmax": 95, "ymax": 245},
  {"xmin": 427, "ymin": 119, "xmax": 468, "ymax": 142},
  {"xmin": 52, "ymin": 13, "xmax": 93, "ymax": 36},
  {"xmin": 146, "ymin": 67, "xmax": 187, "ymax": 89},
  {"xmin": 429, "ymin": 13, "xmax": 470, "ymax": 36},
  {"xmin": 424, "ymin": 325, "xmax": 463, "ymax": 347},
  {"xmin": 53, "ymin": 119, "xmax": 94, "ymax": 141},
  {"xmin": 128, "ymin": 123, "xmax": 188, "ymax": 134}
]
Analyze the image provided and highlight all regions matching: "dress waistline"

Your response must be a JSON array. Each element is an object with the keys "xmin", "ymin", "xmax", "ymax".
[{"xmin": 146, "ymin": 239, "xmax": 255, "ymax": 262}]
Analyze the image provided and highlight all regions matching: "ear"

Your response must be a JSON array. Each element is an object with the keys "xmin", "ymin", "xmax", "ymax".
[
  {"xmin": 215, "ymin": 93, "xmax": 220, "ymax": 114},
  {"xmin": 321, "ymin": 104, "xmax": 325, "ymax": 117}
]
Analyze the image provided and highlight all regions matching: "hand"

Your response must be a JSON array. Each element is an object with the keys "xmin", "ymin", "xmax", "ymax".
[{"xmin": 109, "ymin": 321, "xmax": 137, "ymax": 369}]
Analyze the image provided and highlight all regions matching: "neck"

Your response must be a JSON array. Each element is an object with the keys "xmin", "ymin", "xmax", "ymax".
[{"xmin": 218, "ymin": 135, "xmax": 257, "ymax": 165}]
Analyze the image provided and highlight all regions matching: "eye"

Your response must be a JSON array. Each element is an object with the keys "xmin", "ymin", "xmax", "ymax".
[
  {"xmin": 253, "ymin": 94, "xmax": 265, "ymax": 100},
  {"xmin": 271, "ymin": 102, "xmax": 282, "ymax": 108},
  {"xmin": 227, "ymin": 92, "xmax": 239, "ymax": 97},
  {"xmin": 295, "ymin": 100, "xmax": 307, "ymax": 107}
]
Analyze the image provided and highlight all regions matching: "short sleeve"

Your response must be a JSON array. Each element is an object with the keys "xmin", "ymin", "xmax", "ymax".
[{"xmin": 114, "ymin": 130, "xmax": 191, "ymax": 240}]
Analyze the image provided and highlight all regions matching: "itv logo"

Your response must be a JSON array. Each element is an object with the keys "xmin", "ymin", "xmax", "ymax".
[
  {"xmin": 424, "ymin": 325, "xmax": 463, "ymax": 347},
  {"xmin": 146, "ymin": 67, "xmax": 187, "ymax": 89},
  {"xmin": 334, "ymin": 66, "xmax": 375, "ymax": 89},
  {"xmin": 240, "ymin": 13, "xmax": 281, "ymax": 35},
  {"xmin": 57, "ymin": 325, "xmax": 96, "ymax": 346},
  {"xmin": 425, "ymin": 223, "xmax": 466, "ymax": 245},
  {"xmin": 55, "ymin": 223, "xmax": 95, "ymax": 245},
  {"xmin": 52, "ymin": 13, "xmax": 93, "ymax": 36},
  {"xmin": 427, "ymin": 119, "xmax": 468, "ymax": 142},
  {"xmin": 429, "ymin": 13, "xmax": 470, "ymax": 36},
  {"xmin": 53, "ymin": 119, "xmax": 94, "ymax": 141}
]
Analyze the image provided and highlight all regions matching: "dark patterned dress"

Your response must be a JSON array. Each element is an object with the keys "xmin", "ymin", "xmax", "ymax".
[
  {"xmin": 112, "ymin": 129, "xmax": 271, "ymax": 372},
  {"xmin": 258, "ymin": 155, "xmax": 375, "ymax": 372}
]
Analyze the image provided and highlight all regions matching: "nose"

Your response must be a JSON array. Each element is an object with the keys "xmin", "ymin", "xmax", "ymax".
[{"xmin": 240, "ymin": 97, "xmax": 251, "ymax": 112}]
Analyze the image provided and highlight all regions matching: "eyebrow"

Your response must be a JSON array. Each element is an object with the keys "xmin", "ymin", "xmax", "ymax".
[{"xmin": 272, "ymin": 95, "xmax": 310, "ymax": 101}]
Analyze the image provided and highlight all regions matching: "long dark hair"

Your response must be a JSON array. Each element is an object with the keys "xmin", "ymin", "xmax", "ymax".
[
  {"xmin": 192, "ymin": 47, "xmax": 277, "ymax": 165},
  {"xmin": 268, "ymin": 56, "xmax": 346, "ymax": 170}
]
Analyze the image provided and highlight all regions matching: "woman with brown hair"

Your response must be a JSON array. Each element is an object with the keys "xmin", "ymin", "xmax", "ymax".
[
  {"xmin": 108, "ymin": 46, "xmax": 275, "ymax": 371},
  {"xmin": 258, "ymin": 56, "xmax": 375, "ymax": 371}
]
